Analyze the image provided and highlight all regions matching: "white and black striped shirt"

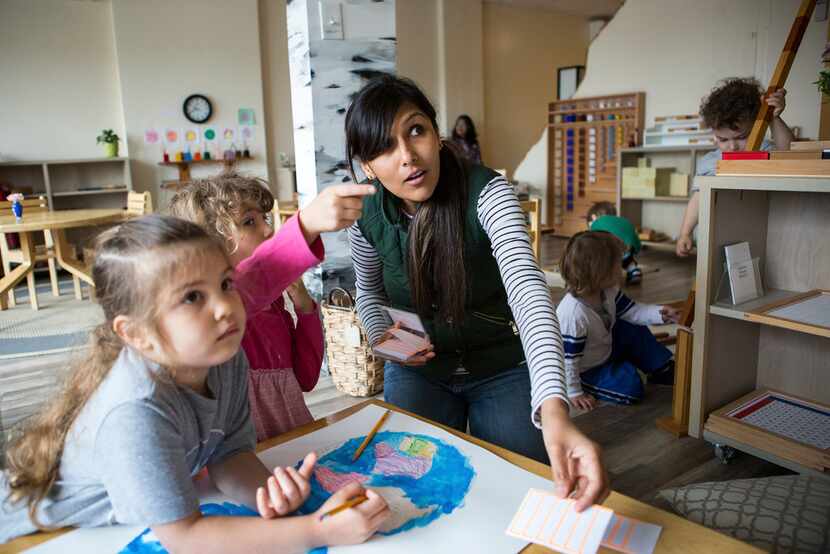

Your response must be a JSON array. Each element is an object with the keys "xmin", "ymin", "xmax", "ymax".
[{"xmin": 348, "ymin": 176, "xmax": 567, "ymax": 427}]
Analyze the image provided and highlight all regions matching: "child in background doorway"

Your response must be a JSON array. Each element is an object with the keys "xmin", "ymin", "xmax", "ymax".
[
  {"xmin": 676, "ymin": 78, "xmax": 794, "ymax": 257},
  {"xmin": 1, "ymin": 215, "xmax": 389, "ymax": 550},
  {"xmin": 170, "ymin": 173, "xmax": 373, "ymax": 441},
  {"xmin": 586, "ymin": 201, "xmax": 642, "ymax": 285},
  {"xmin": 557, "ymin": 231, "xmax": 680, "ymax": 411}
]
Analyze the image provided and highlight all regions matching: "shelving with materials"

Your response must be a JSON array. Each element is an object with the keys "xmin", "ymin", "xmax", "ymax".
[{"xmin": 689, "ymin": 174, "xmax": 830, "ymax": 479}]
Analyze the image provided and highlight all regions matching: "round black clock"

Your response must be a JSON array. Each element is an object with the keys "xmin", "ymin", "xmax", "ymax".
[{"xmin": 183, "ymin": 94, "xmax": 212, "ymax": 124}]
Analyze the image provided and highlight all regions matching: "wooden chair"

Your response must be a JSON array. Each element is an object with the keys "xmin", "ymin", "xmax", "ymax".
[
  {"xmin": 81, "ymin": 191, "xmax": 153, "ymax": 267},
  {"xmin": 519, "ymin": 198, "xmax": 541, "ymax": 263},
  {"xmin": 0, "ymin": 197, "xmax": 76, "ymax": 309},
  {"xmin": 127, "ymin": 190, "xmax": 153, "ymax": 215}
]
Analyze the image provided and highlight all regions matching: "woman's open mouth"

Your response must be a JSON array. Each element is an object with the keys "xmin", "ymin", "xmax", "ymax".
[{"xmin": 404, "ymin": 169, "xmax": 427, "ymax": 186}]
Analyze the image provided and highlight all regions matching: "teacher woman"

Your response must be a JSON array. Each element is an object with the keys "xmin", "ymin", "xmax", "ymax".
[{"xmin": 346, "ymin": 75, "xmax": 607, "ymax": 509}]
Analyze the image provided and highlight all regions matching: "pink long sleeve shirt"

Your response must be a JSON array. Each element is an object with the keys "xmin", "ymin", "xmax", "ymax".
[{"xmin": 235, "ymin": 214, "xmax": 325, "ymax": 440}]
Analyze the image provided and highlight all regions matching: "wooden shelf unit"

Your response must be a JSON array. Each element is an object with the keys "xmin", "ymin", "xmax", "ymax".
[
  {"xmin": 690, "ymin": 175, "xmax": 830, "ymax": 478},
  {"xmin": 616, "ymin": 145, "xmax": 715, "ymax": 241},
  {"xmin": 547, "ymin": 93, "xmax": 644, "ymax": 237},
  {"xmin": 0, "ymin": 157, "xmax": 132, "ymax": 210},
  {"xmin": 158, "ymin": 156, "xmax": 254, "ymax": 185}
]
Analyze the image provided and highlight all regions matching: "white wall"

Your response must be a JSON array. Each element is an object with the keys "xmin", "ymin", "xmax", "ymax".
[
  {"xmin": 397, "ymin": 0, "xmax": 484, "ymax": 136},
  {"xmin": 111, "ymin": 0, "xmax": 269, "ymax": 203},
  {"xmin": 0, "ymin": 0, "xmax": 125, "ymax": 161},
  {"xmin": 259, "ymin": 0, "xmax": 296, "ymax": 197},
  {"xmin": 514, "ymin": 0, "xmax": 826, "ymax": 219},
  {"xmin": 576, "ymin": 0, "xmax": 824, "ymax": 136}
]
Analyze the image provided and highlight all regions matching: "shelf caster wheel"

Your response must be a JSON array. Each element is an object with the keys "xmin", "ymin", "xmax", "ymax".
[{"xmin": 714, "ymin": 444, "xmax": 736, "ymax": 464}]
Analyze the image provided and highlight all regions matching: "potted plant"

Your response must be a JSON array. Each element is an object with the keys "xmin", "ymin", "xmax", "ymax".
[{"xmin": 97, "ymin": 129, "xmax": 120, "ymax": 158}]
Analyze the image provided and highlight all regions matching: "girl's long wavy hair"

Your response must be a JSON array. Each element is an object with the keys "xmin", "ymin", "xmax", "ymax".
[
  {"xmin": 345, "ymin": 75, "xmax": 469, "ymax": 323},
  {"xmin": 3, "ymin": 215, "xmax": 223, "ymax": 529},
  {"xmin": 167, "ymin": 171, "xmax": 275, "ymax": 253}
]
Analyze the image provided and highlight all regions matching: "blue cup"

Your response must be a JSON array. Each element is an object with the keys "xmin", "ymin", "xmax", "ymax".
[{"xmin": 11, "ymin": 201, "xmax": 23, "ymax": 221}]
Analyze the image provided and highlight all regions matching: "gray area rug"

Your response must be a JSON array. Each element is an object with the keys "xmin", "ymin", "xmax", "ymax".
[{"xmin": 0, "ymin": 279, "xmax": 101, "ymax": 359}]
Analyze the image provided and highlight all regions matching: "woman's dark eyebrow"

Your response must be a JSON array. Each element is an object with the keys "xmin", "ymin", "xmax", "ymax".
[{"xmin": 403, "ymin": 112, "xmax": 426, "ymax": 123}]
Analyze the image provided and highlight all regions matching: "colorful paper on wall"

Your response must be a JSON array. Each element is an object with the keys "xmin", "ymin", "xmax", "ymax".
[
  {"xmin": 238, "ymin": 108, "xmax": 256, "ymax": 125},
  {"xmin": 164, "ymin": 128, "xmax": 180, "ymax": 145},
  {"xmin": 203, "ymin": 127, "xmax": 217, "ymax": 142},
  {"xmin": 143, "ymin": 129, "xmax": 159, "ymax": 144},
  {"xmin": 184, "ymin": 128, "xmax": 200, "ymax": 144}
]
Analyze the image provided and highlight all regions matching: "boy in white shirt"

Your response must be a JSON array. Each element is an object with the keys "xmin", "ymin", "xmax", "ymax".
[{"xmin": 557, "ymin": 231, "xmax": 680, "ymax": 411}]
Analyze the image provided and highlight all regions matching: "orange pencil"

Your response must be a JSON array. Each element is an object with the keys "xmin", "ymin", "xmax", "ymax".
[
  {"xmin": 319, "ymin": 494, "xmax": 369, "ymax": 520},
  {"xmin": 351, "ymin": 409, "xmax": 391, "ymax": 461}
]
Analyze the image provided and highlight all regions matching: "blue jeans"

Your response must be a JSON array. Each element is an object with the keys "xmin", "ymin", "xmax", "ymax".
[
  {"xmin": 580, "ymin": 319, "xmax": 672, "ymax": 404},
  {"xmin": 383, "ymin": 362, "xmax": 547, "ymax": 463}
]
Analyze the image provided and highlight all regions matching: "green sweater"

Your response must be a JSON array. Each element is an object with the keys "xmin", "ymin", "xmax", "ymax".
[{"xmin": 589, "ymin": 215, "xmax": 641, "ymax": 253}]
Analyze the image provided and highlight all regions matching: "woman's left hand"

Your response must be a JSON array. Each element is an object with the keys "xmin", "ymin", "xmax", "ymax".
[{"xmin": 540, "ymin": 398, "xmax": 609, "ymax": 512}]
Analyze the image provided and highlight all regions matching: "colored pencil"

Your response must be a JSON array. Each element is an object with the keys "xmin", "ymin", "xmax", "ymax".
[
  {"xmin": 319, "ymin": 494, "xmax": 369, "ymax": 520},
  {"xmin": 351, "ymin": 409, "xmax": 391, "ymax": 461}
]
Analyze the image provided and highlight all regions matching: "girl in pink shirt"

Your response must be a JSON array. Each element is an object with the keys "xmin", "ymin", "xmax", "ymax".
[{"xmin": 170, "ymin": 172, "xmax": 374, "ymax": 440}]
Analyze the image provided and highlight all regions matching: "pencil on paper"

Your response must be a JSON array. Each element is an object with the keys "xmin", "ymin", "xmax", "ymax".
[
  {"xmin": 352, "ymin": 409, "xmax": 391, "ymax": 461},
  {"xmin": 319, "ymin": 494, "xmax": 369, "ymax": 520}
]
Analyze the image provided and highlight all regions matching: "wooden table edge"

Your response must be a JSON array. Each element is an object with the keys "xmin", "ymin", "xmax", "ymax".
[{"xmin": 1, "ymin": 399, "xmax": 762, "ymax": 553}]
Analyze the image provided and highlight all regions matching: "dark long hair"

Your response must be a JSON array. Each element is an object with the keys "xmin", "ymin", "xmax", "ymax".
[
  {"xmin": 345, "ymin": 75, "xmax": 469, "ymax": 324},
  {"xmin": 452, "ymin": 114, "xmax": 478, "ymax": 143}
]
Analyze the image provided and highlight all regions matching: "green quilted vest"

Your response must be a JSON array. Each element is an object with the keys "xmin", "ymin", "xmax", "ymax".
[{"xmin": 356, "ymin": 164, "xmax": 525, "ymax": 380}]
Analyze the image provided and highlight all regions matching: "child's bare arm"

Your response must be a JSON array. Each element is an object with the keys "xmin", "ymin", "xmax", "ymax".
[
  {"xmin": 676, "ymin": 192, "xmax": 699, "ymax": 257},
  {"xmin": 152, "ymin": 483, "xmax": 390, "ymax": 553}
]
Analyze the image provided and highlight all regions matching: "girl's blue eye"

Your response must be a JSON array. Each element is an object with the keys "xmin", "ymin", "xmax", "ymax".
[
  {"xmin": 222, "ymin": 277, "xmax": 235, "ymax": 292},
  {"xmin": 183, "ymin": 290, "xmax": 202, "ymax": 304},
  {"xmin": 243, "ymin": 217, "xmax": 255, "ymax": 227}
]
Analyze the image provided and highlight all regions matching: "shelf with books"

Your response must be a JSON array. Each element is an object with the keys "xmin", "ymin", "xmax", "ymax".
[{"xmin": 689, "ymin": 176, "xmax": 830, "ymax": 477}]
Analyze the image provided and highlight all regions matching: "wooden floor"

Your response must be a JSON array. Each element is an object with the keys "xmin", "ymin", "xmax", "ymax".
[
  {"xmin": 0, "ymin": 235, "xmax": 790, "ymax": 508},
  {"xmin": 541, "ymin": 235, "xmax": 791, "ymax": 506}
]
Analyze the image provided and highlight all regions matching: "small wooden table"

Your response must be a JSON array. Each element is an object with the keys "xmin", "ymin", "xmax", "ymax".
[
  {"xmin": 0, "ymin": 209, "xmax": 128, "ymax": 311},
  {"xmin": 2, "ymin": 399, "xmax": 761, "ymax": 553}
]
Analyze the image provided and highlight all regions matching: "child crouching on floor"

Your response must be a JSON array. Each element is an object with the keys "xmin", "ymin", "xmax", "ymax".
[{"xmin": 557, "ymin": 231, "xmax": 680, "ymax": 411}]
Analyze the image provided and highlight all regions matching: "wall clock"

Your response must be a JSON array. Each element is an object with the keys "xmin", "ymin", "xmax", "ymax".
[{"xmin": 183, "ymin": 94, "xmax": 212, "ymax": 124}]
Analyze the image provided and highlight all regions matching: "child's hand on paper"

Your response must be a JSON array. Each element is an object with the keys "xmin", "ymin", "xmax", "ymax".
[
  {"xmin": 765, "ymin": 88, "xmax": 787, "ymax": 118},
  {"xmin": 571, "ymin": 394, "xmax": 597, "ymax": 411},
  {"xmin": 660, "ymin": 306, "xmax": 681, "ymax": 324},
  {"xmin": 313, "ymin": 482, "xmax": 391, "ymax": 545},
  {"xmin": 298, "ymin": 184, "xmax": 376, "ymax": 244},
  {"xmin": 256, "ymin": 452, "xmax": 317, "ymax": 518}
]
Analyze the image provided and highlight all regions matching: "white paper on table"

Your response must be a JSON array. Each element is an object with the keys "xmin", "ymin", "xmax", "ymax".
[
  {"xmin": 28, "ymin": 404, "xmax": 552, "ymax": 553},
  {"xmin": 506, "ymin": 488, "xmax": 614, "ymax": 554},
  {"xmin": 601, "ymin": 514, "xmax": 662, "ymax": 554}
]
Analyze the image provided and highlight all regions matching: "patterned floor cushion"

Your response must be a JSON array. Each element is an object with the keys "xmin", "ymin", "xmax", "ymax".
[{"xmin": 657, "ymin": 475, "xmax": 830, "ymax": 553}]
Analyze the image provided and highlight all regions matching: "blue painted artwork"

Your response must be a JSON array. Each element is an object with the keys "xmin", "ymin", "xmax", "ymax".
[
  {"xmin": 301, "ymin": 431, "xmax": 475, "ymax": 553},
  {"xmin": 120, "ymin": 432, "xmax": 474, "ymax": 554}
]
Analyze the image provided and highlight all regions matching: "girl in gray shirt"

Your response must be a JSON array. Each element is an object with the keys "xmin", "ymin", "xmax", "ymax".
[{"xmin": 1, "ymin": 215, "xmax": 388, "ymax": 552}]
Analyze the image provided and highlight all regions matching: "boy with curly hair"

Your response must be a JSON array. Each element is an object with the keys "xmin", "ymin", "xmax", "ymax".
[{"xmin": 676, "ymin": 78, "xmax": 794, "ymax": 257}]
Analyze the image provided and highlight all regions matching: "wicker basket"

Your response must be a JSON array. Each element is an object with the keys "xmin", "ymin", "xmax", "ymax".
[{"xmin": 321, "ymin": 288, "xmax": 385, "ymax": 397}]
